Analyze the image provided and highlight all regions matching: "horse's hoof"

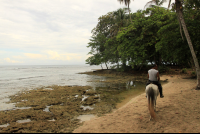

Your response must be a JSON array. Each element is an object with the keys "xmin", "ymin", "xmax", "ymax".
[{"xmin": 149, "ymin": 117, "xmax": 152, "ymax": 121}]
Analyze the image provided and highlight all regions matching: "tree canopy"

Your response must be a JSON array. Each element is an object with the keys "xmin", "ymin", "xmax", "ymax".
[{"xmin": 86, "ymin": 1, "xmax": 200, "ymax": 71}]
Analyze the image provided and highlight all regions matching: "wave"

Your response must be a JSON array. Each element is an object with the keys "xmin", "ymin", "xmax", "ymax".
[
  {"xmin": 18, "ymin": 76, "xmax": 45, "ymax": 80},
  {"xmin": 0, "ymin": 76, "xmax": 45, "ymax": 82}
]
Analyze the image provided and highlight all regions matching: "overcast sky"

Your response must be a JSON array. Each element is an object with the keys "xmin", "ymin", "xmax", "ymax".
[{"xmin": 0, "ymin": 0, "xmax": 170, "ymax": 65}]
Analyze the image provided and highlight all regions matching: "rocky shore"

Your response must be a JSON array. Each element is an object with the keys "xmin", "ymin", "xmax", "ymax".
[
  {"xmin": 0, "ymin": 68, "xmax": 198, "ymax": 133},
  {"xmin": 0, "ymin": 69, "xmax": 149, "ymax": 133}
]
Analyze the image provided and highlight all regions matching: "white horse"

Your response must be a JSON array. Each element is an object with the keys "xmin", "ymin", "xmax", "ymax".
[{"xmin": 145, "ymin": 83, "xmax": 159, "ymax": 121}]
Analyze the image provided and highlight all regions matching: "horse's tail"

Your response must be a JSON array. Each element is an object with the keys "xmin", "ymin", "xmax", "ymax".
[{"xmin": 147, "ymin": 86, "xmax": 156, "ymax": 119}]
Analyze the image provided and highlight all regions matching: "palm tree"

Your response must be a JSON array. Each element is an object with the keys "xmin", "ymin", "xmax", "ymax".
[
  {"xmin": 110, "ymin": 8, "xmax": 129, "ymax": 69},
  {"xmin": 144, "ymin": 0, "xmax": 167, "ymax": 9},
  {"xmin": 144, "ymin": 0, "xmax": 200, "ymax": 89},
  {"xmin": 143, "ymin": 0, "xmax": 168, "ymax": 66},
  {"xmin": 117, "ymin": 0, "xmax": 134, "ymax": 22},
  {"xmin": 168, "ymin": 0, "xmax": 200, "ymax": 90},
  {"xmin": 107, "ymin": 8, "xmax": 129, "ymax": 37}
]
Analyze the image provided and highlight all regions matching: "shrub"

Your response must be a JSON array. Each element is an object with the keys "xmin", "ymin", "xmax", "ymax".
[
  {"xmin": 158, "ymin": 66, "xmax": 170, "ymax": 73},
  {"xmin": 191, "ymin": 71, "xmax": 196, "ymax": 77},
  {"xmin": 181, "ymin": 68, "xmax": 187, "ymax": 74}
]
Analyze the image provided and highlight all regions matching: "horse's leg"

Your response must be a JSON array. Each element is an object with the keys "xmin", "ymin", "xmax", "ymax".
[
  {"xmin": 154, "ymin": 99, "xmax": 156, "ymax": 112},
  {"xmin": 149, "ymin": 116, "xmax": 152, "ymax": 121}
]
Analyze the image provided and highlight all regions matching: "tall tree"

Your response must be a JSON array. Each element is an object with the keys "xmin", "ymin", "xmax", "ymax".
[
  {"xmin": 144, "ymin": 0, "xmax": 168, "ymax": 66},
  {"xmin": 117, "ymin": 0, "xmax": 134, "ymax": 22},
  {"xmin": 168, "ymin": 0, "xmax": 200, "ymax": 90},
  {"xmin": 86, "ymin": 9, "xmax": 129, "ymax": 69},
  {"xmin": 145, "ymin": 0, "xmax": 200, "ymax": 89},
  {"xmin": 144, "ymin": 0, "xmax": 167, "ymax": 9}
]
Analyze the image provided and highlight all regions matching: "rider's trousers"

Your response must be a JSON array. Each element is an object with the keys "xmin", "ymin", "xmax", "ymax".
[{"xmin": 146, "ymin": 80, "xmax": 163, "ymax": 97}]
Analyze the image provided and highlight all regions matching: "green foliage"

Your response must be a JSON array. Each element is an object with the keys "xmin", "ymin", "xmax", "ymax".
[
  {"xmin": 181, "ymin": 68, "xmax": 187, "ymax": 74},
  {"xmin": 191, "ymin": 71, "xmax": 197, "ymax": 77},
  {"xmin": 158, "ymin": 66, "xmax": 170, "ymax": 73},
  {"xmin": 86, "ymin": 3, "xmax": 200, "ymax": 71}
]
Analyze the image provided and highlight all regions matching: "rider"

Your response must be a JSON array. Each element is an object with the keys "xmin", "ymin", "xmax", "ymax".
[{"xmin": 146, "ymin": 64, "xmax": 164, "ymax": 98}]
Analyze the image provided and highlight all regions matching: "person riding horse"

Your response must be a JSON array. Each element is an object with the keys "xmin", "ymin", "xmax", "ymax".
[{"xmin": 146, "ymin": 64, "xmax": 164, "ymax": 98}]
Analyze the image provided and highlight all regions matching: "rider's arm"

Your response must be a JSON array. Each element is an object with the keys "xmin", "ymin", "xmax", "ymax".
[{"xmin": 157, "ymin": 72, "xmax": 160, "ymax": 82}]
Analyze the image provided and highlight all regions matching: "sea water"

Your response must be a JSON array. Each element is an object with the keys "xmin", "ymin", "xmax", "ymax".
[{"xmin": 0, "ymin": 65, "xmax": 105, "ymax": 111}]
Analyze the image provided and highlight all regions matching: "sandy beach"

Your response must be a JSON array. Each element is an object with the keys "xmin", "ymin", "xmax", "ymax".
[{"xmin": 73, "ymin": 74, "xmax": 200, "ymax": 133}]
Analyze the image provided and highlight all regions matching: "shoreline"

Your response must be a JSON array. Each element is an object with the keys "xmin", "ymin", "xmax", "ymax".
[
  {"xmin": 0, "ymin": 69, "xmax": 148, "ymax": 133},
  {"xmin": 1, "ymin": 68, "xmax": 199, "ymax": 133},
  {"xmin": 73, "ymin": 74, "xmax": 200, "ymax": 133}
]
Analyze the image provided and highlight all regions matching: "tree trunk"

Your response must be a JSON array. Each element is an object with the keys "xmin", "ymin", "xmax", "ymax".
[
  {"xmin": 128, "ymin": 3, "xmax": 132, "ymax": 23},
  {"xmin": 158, "ymin": 52, "xmax": 162, "ymax": 66},
  {"xmin": 117, "ymin": 62, "xmax": 119, "ymax": 69},
  {"xmin": 105, "ymin": 63, "xmax": 108, "ymax": 69},
  {"xmin": 176, "ymin": 0, "xmax": 200, "ymax": 89}
]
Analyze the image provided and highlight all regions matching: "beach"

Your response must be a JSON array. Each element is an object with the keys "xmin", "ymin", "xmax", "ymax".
[
  {"xmin": 73, "ymin": 74, "xmax": 200, "ymax": 133},
  {"xmin": 0, "ymin": 67, "xmax": 147, "ymax": 133},
  {"xmin": 0, "ymin": 67, "xmax": 199, "ymax": 133}
]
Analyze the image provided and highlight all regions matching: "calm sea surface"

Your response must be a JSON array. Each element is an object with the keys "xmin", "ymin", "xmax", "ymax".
[{"xmin": 0, "ymin": 65, "xmax": 106, "ymax": 110}]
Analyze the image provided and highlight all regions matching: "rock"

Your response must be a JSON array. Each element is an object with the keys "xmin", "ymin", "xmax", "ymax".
[
  {"xmin": 85, "ymin": 91, "xmax": 96, "ymax": 95},
  {"xmin": 163, "ymin": 79, "xmax": 168, "ymax": 82}
]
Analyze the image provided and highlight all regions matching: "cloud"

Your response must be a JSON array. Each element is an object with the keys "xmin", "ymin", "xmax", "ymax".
[
  {"xmin": 46, "ymin": 50, "xmax": 69, "ymax": 60},
  {"xmin": 4, "ymin": 58, "xmax": 23, "ymax": 63},
  {"xmin": 46, "ymin": 50, "xmax": 83, "ymax": 61},
  {"xmin": 23, "ymin": 50, "xmax": 83, "ymax": 62},
  {"xmin": 0, "ymin": 0, "xmax": 170, "ymax": 65},
  {"xmin": 24, "ymin": 53, "xmax": 47, "ymax": 59}
]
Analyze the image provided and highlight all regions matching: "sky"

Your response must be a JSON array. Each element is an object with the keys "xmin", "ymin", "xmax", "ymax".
[{"xmin": 0, "ymin": 0, "xmax": 170, "ymax": 65}]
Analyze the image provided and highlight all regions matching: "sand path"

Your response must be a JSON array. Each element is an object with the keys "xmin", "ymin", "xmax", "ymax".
[{"xmin": 73, "ymin": 75, "xmax": 200, "ymax": 133}]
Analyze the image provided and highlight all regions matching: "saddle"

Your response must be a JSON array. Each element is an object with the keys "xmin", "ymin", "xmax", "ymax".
[{"xmin": 147, "ymin": 80, "xmax": 158, "ymax": 86}]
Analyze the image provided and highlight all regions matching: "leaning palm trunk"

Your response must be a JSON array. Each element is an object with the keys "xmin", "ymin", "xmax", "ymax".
[
  {"xmin": 176, "ymin": 0, "xmax": 200, "ymax": 89},
  {"xmin": 127, "ymin": 3, "xmax": 132, "ymax": 23}
]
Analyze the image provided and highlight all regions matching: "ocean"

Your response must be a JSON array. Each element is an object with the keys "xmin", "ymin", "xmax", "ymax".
[{"xmin": 0, "ymin": 65, "xmax": 106, "ymax": 111}]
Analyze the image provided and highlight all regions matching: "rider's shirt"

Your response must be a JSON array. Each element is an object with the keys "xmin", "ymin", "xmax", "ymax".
[{"xmin": 148, "ymin": 69, "xmax": 158, "ymax": 81}]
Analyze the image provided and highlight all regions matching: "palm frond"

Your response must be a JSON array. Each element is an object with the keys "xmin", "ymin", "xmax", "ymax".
[{"xmin": 144, "ymin": 0, "xmax": 167, "ymax": 10}]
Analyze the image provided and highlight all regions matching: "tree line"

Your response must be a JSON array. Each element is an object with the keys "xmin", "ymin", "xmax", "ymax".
[{"xmin": 87, "ymin": 1, "xmax": 199, "ymax": 69}]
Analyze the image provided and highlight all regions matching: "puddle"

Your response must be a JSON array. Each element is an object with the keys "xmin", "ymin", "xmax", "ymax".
[
  {"xmin": 43, "ymin": 88, "xmax": 54, "ymax": 90},
  {"xmin": 48, "ymin": 119, "xmax": 56, "ymax": 122},
  {"xmin": 95, "ymin": 94, "xmax": 101, "ymax": 102},
  {"xmin": 75, "ymin": 95, "xmax": 79, "ymax": 98},
  {"xmin": 93, "ymin": 80, "xmax": 146, "ymax": 109},
  {"xmin": 100, "ymin": 79, "xmax": 106, "ymax": 82},
  {"xmin": 43, "ymin": 105, "xmax": 52, "ymax": 112},
  {"xmin": 16, "ymin": 119, "xmax": 31, "ymax": 123},
  {"xmin": 126, "ymin": 81, "xmax": 135, "ymax": 89},
  {"xmin": 77, "ymin": 114, "xmax": 96, "ymax": 122},
  {"xmin": 0, "ymin": 123, "xmax": 9, "ymax": 128},
  {"xmin": 20, "ymin": 99, "xmax": 28, "ymax": 102},
  {"xmin": 82, "ymin": 95, "xmax": 89, "ymax": 101},
  {"xmin": 13, "ymin": 107, "xmax": 32, "ymax": 110},
  {"xmin": 80, "ymin": 105, "xmax": 94, "ymax": 110}
]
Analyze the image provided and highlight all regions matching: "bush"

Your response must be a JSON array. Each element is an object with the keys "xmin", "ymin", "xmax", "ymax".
[
  {"xmin": 181, "ymin": 68, "xmax": 187, "ymax": 74},
  {"xmin": 191, "ymin": 71, "xmax": 196, "ymax": 77},
  {"xmin": 158, "ymin": 66, "xmax": 170, "ymax": 73}
]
